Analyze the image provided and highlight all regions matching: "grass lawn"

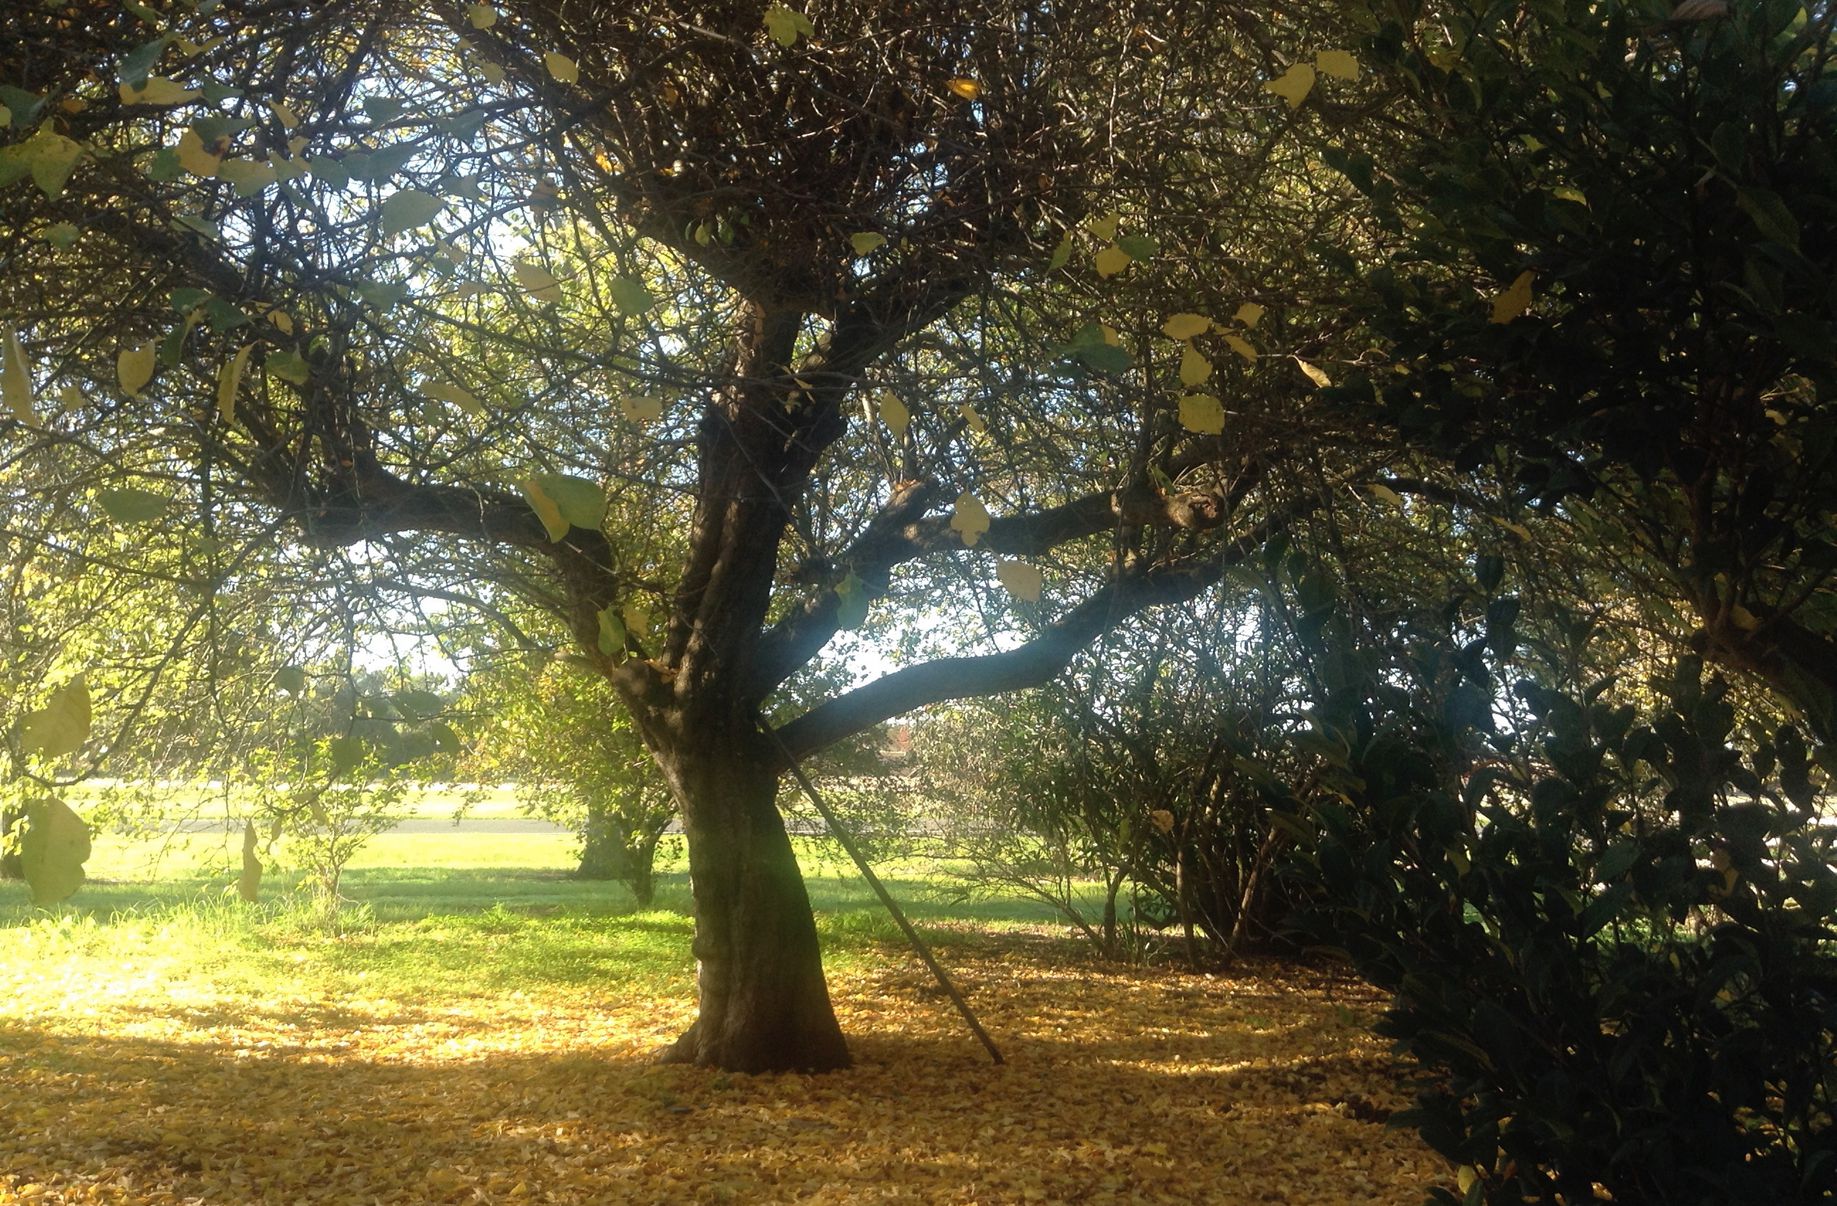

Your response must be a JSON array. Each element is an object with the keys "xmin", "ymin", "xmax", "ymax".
[{"xmin": 0, "ymin": 823, "xmax": 1450, "ymax": 1204}]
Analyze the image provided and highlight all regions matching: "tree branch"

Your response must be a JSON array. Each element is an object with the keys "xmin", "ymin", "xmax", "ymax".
[{"xmin": 771, "ymin": 504, "xmax": 1309, "ymax": 762}]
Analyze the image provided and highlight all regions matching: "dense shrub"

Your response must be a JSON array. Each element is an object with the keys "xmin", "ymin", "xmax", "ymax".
[{"xmin": 1289, "ymin": 650, "xmax": 1837, "ymax": 1204}]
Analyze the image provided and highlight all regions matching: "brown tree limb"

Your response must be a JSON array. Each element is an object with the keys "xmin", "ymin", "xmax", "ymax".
[{"xmin": 772, "ymin": 506, "xmax": 1308, "ymax": 761}]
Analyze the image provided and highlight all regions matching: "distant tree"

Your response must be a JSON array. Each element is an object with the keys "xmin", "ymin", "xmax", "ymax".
[{"xmin": 460, "ymin": 652, "xmax": 674, "ymax": 905}]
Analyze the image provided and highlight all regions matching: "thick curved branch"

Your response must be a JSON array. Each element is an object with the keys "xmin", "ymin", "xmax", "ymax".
[
  {"xmin": 749, "ymin": 473, "xmax": 1250, "ymax": 701},
  {"xmin": 771, "ymin": 504, "xmax": 1310, "ymax": 762}
]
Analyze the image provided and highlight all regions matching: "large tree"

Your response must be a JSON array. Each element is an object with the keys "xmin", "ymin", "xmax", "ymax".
[{"xmin": 1, "ymin": 1, "xmax": 1369, "ymax": 1068}]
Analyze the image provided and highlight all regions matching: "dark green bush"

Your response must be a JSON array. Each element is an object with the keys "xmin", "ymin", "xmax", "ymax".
[{"xmin": 1291, "ymin": 652, "xmax": 1837, "ymax": 1203}]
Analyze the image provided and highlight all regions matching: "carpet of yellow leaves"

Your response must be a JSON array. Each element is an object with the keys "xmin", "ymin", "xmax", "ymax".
[{"xmin": 1, "ymin": 935, "xmax": 1449, "ymax": 1204}]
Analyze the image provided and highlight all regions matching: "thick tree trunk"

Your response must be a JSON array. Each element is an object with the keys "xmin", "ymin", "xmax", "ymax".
[{"xmin": 656, "ymin": 735, "xmax": 850, "ymax": 1072}]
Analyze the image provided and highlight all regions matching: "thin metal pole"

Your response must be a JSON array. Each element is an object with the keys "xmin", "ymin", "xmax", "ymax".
[{"xmin": 762, "ymin": 723, "xmax": 1005, "ymax": 1066}]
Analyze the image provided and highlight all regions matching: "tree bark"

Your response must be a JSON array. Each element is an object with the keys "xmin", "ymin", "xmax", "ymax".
[{"xmin": 654, "ymin": 728, "xmax": 850, "ymax": 1072}]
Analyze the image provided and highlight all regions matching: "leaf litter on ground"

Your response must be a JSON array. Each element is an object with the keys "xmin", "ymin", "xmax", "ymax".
[{"xmin": 0, "ymin": 926, "xmax": 1450, "ymax": 1204}]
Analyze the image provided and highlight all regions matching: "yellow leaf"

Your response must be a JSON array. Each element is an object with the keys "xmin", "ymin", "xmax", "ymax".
[
  {"xmin": 466, "ymin": 4, "xmax": 497, "ymax": 28},
  {"xmin": 621, "ymin": 394, "xmax": 663, "ymax": 423},
  {"xmin": 878, "ymin": 391, "xmax": 910, "ymax": 439},
  {"xmin": 1295, "ymin": 357, "xmax": 1332, "ymax": 387},
  {"xmin": 544, "ymin": 53, "xmax": 580, "ymax": 84},
  {"xmin": 119, "ymin": 76, "xmax": 200, "ymax": 106},
  {"xmin": 950, "ymin": 492, "xmax": 992, "ymax": 546},
  {"xmin": 1177, "ymin": 393, "xmax": 1224, "ymax": 434},
  {"xmin": 1085, "ymin": 212, "xmax": 1121, "ymax": 242},
  {"xmin": 959, "ymin": 402, "xmax": 986, "ymax": 434},
  {"xmin": 268, "ymin": 309, "xmax": 295, "ymax": 335},
  {"xmin": 424, "ymin": 382, "xmax": 483, "ymax": 416},
  {"xmin": 217, "ymin": 345, "xmax": 252, "ymax": 426},
  {"xmin": 514, "ymin": 260, "xmax": 563, "ymax": 302},
  {"xmin": 946, "ymin": 77, "xmax": 982, "ymax": 101},
  {"xmin": 1233, "ymin": 302, "xmax": 1265, "ymax": 328},
  {"xmin": 996, "ymin": 559, "xmax": 1043, "ymax": 603},
  {"xmin": 268, "ymin": 100, "xmax": 301, "ymax": 129},
  {"xmin": 849, "ymin": 232, "xmax": 886, "ymax": 256},
  {"xmin": 518, "ymin": 478, "xmax": 569, "ymax": 542},
  {"xmin": 1491, "ymin": 516, "xmax": 1533, "ymax": 542},
  {"xmin": 1489, "ymin": 269, "xmax": 1535, "ymax": 324},
  {"xmin": 1224, "ymin": 333, "xmax": 1258, "ymax": 363},
  {"xmin": 3, "ymin": 331, "xmax": 34, "ymax": 424},
  {"xmin": 1265, "ymin": 63, "xmax": 1316, "ymax": 109},
  {"xmin": 1367, "ymin": 483, "xmax": 1403, "ymax": 508},
  {"xmin": 480, "ymin": 61, "xmax": 506, "ymax": 85},
  {"xmin": 1315, "ymin": 50, "xmax": 1361, "ymax": 81},
  {"xmin": 176, "ymin": 129, "xmax": 222, "ymax": 177},
  {"xmin": 1094, "ymin": 245, "xmax": 1132, "ymax": 278},
  {"xmin": 117, "ymin": 339, "xmax": 158, "ymax": 397},
  {"xmin": 1148, "ymin": 809, "xmax": 1175, "ymax": 834},
  {"xmin": 1161, "ymin": 313, "xmax": 1212, "ymax": 340},
  {"xmin": 1179, "ymin": 345, "xmax": 1212, "ymax": 387}
]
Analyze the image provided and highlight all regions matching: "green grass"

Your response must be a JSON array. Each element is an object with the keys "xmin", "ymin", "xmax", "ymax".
[{"xmin": 1, "ymin": 821, "xmax": 1077, "ymax": 1009}]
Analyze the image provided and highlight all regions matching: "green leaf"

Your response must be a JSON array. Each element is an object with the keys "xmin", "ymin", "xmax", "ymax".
[
  {"xmin": 1735, "ymin": 187, "xmax": 1800, "ymax": 249},
  {"xmin": 394, "ymin": 688, "xmax": 444, "ymax": 720},
  {"xmin": 609, "ymin": 276, "xmax": 654, "ymax": 315},
  {"xmin": 1116, "ymin": 234, "xmax": 1159, "ymax": 261},
  {"xmin": 357, "ymin": 281, "xmax": 408, "ymax": 310},
  {"xmin": 266, "ymin": 349, "xmax": 310, "ymax": 385},
  {"xmin": 363, "ymin": 96, "xmax": 408, "ymax": 123},
  {"xmin": 597, "ymin": 606, "xmax": 628, "ymax": 656},
  {"xmin": 849, "ymin": 231, "xmax": 886, "ymax": 256},
  {"xmin": 97, "ymin": 486, "xmax": 169, "ymax": 524},
  {"xmin": 835, "ymin": 572, "xmax": 869, "ymax": 629},
  {"xmin": 0, "ymin": 87, "xmax": 46, "ymax": 131},
  {"xmin": 379, "ymin": 188, "xmax": 445, "ymax": 238},
  {"xmin": 216, "ymin": 157, "xmax": 276, "ymax": 197},
  {"xmin": 530, "ymin": 473, "xmax": 605, "ymax": 531},
  {"xmin": 764, "ymin": 4, "xmax": 815, "ymax": 47},
  {"xmin": 1047, "ymin": 231, "xmax": 1074, "ymax": 271},
  {"xmin": 19, "ymin": 675, "xmax": 91, "ymax": 760},
  {"xmin": 275, "ymin": 665, "xmax": 308, "ymax": 696},
  {"xmin": 20, "ymin": 798, "xmax": 91, "ymax": 906},
  {"xmin": 327, "ymin": 735, "xmax": 365, "ymax": 777},
  {"xmin": 203, "ymin": 298, "xmax": 251, "ymax": 332},
  {"xmin": 171, "ymin": 287, "xmax": 213, "ymax": 315}
]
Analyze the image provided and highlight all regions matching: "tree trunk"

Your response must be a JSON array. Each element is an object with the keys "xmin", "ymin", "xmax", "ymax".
[
  {"xmin": 656, "ymin": 734, "xmax": 850, "ymax": 1072},
  {"xmin": 576, "ymin": 799, "xmax": 621, "ymax": 881}
]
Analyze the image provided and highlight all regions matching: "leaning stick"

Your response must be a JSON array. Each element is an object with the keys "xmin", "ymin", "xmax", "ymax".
[{"xmin": 762, "ymin": 722, "xmax": 1005, "ymax": 1066}]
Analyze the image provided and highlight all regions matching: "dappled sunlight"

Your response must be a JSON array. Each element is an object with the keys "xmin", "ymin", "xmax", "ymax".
[{"xmin": 1, "ymin": 937, "xmax": 1448, "ymax": 1204}]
